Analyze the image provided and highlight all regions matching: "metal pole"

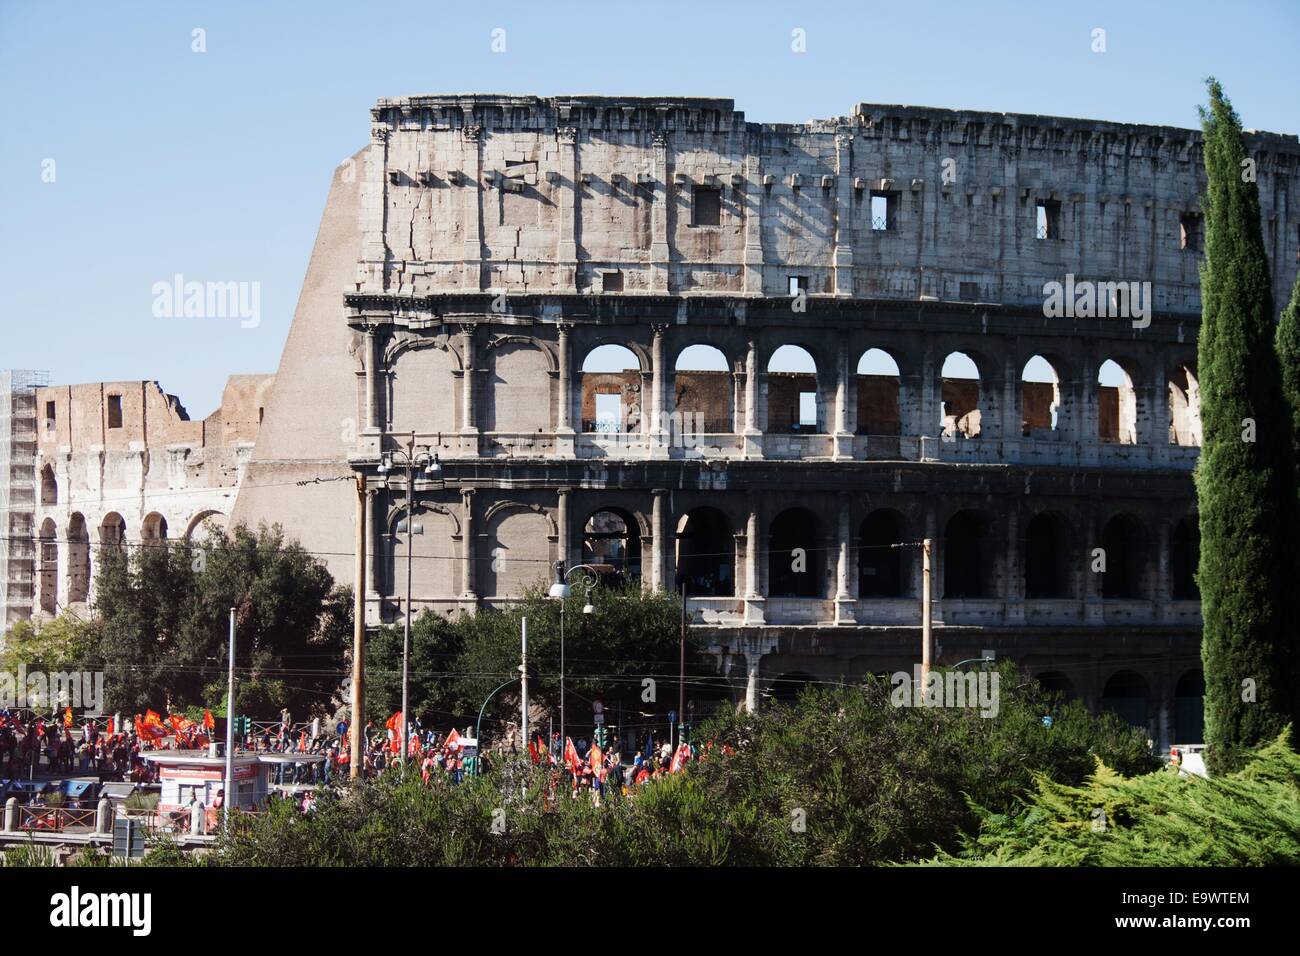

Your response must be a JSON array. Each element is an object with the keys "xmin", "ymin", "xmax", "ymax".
[
  {"xmin": 350, "ymin": 474, "xmax": 367, "ymax": 778},
  {"xmin": 678, "ymin": 581, "xmax": 686, "ymax": 748},
  {"xmin": 402, "ymin": 441, "xmax": 414, "ymax": 768},
  {"xmin": 559, "ymin": 600, "xmax": 566, "ymax": 751},
  {"xmin": 224, "ymin": 607, "xmax": 236, "ymax": 832},
  {"xmin": 921, "ymin": 537, "xmax": 933, "ymax": 695},
  {"xmin": 520, "ymin": 617, "xmax": 529, "ymax": 746}
]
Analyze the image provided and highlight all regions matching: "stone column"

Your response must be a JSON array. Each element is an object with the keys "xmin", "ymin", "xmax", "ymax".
[
  {"xmin": 1079, "ymin": 354, "xmax": 1099, "ymax": 466},
  {"xmin": 650, "ymin": 489, "xmax": 667, "ymax": 591},
  {"xmin": 461, "ymin": 121, "xmax": 484, "ymax": 290},
  {"xmin": 1150, "ymin": 363, "xmax": 1171, "ymax": 465},
  {"xmin": 649, "ymin": 325, "xmax": 669, "ymax": 457},
  {"xmin": 459, "ymin": 324, "xmax": 478, "ymax": 456},
  {"xmin": 650, "ymin": 131, "xmax": 670, "ymax": 293},
  {"xmin": 556, "ymin": 323, "xmax": 575, "ymax": 456},
  {"xmin": 731, "ymin": 361, "xmax": 745, "ymax": 435},
  {"xmin": 460, "ymin": 489, "xmax": 477, "ymax": 603},
  {"xmin": 364, "ymin": 328, "xmax": 383, "ymax": 436},
  {"xmin": 1084, "ymin": 499, "xmax": 1104, "ymax": 624},
  {"xmin": 365, "ymin": 486, "xmax": 382, "ymax": 625},
  {"xmin": 743, "ymin": 154, "xmax": 764, "ymax": 294},
  {"xmin": 744, "ymin": 649, "xmax": 763, "ymax": 713},
  {"xmin": 557, "ymin": 488, "xmax": 572, "ymax": 572},
  {"xmin": 1001, "ymin": 355, "xmax": 1020, "ymax": 460},
  {"xmin": 556, "ymin": 126, "xmax": 579, "ymax": 291},
  {"xmin": 832, "ymin": 339, "xmax": 853, "ymax": 459},
  {"xmin": 1154, "ymin": 515, "xmax": 1172, "ymax": 622},
  {"xmin": 1004, "ymin": 505, "xmax": 1025, "ymax": 625},
  {"xmin": 834, "ymin": 497, "xmax": 854, "ymax": 624},
  {"xmin": 742, "ymin": 338, "xmax": 763, "ymax": 459},
  {"xmin": 743, "ymin": 496, "xmax": 765, "ymax": 623},
  {"xmin": 918, "ymin": 350, "xmax": 938, "ymax": 459}
]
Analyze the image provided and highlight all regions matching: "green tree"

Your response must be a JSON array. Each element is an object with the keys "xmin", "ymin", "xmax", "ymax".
[
  {"xmin": 1195, "ymin": 79, "xmax": 1299, "ymax": 774},
  {"xmin": 0, "ymin": 612, "xmax": 98, "ymax": 673},
  {"xmin": 1276, "ymin": 271, "xmax": 1300, "ymax": 472},
  {"xmin": 93, "ymin": 523, "xmax": 350, "ymax": 717}
]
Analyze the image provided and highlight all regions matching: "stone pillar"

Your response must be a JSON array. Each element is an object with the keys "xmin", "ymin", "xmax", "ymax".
[
  {"xmin": 3, "ymin": 797, "xmax": 17, "ymax": 832},
  {"xmin": 1001, "ymin": 355, "xmax": 1020, "ymax": 460},
  {"xmin": 743, "ymin": 497, "xmax": 765, "ymax": 624},
  {"xmin": 460, "ymin": 489, "xmax": 477, "ymax": 603},
  {"xmin": 459, "ymin": 324, "xmax": 478, "ymax": 456},
  {"xmin": 1084, "ymin": 499, "xmax": 1104, "ymax": 624},
  {"xmin": 923, "ymin": 504, "xmax": 943, "ymax": 625},
  {"xmin": 1004, "ymin": 505, "xmax": 1025, "ymax": 625},
  {"xmin": 1150, "ymin": 364, "xmax": 1171, "ymax": 465},
  {"xmin": 557, "ymin": 488, "xmax": 572, "ymax": 572},
  {"xmin": 1154, "ymin": 515, "xmax": 1172, "ymax": 622},
  {"xmin": 834, "ymin": 497, "xmax": 854, "ymax": 624},
  {"xmin": 650, "ymin": 489, "xmax": 667, "ymax": 591},
  {"xmin": 919, "ymin": 350, "xmax": 938, "ymax": 458},
  {"xmin": 461, "ymin": 121, "xmax": 484, "ymax": 290},
  {"xmin": 1079, "ymin": 355, "xmax": 1099, "ymax": 466},
  {"xmin": 649, "ymin": 325, "xmax": 669, "ymax": 457},
  {"xmin": 832, "ymin": 340, "xmax": 853, "ymax": 459},
  {"xmin": 731, "ymin": 362, "xmax": 745, "ymax": 435},
  {"xmin": 556, "ymin": 323, "xmax": 575, "ymax": 456},
  {"xmin": 832, "ymin": 131, "xmax": 855, "ymax": 296},
  {"xmin": 742, "ymin": 338, "xmax": 763, "ymax": 459},
  {"xmin": 95, "ymin": 796, "xmax": 114, "ymax": 835},
  {"xmin": 744, "ymin": 650, "xmax": 763, "ymax": 713},
  {"xmin": 365, "ymin": 329, "xmax": 383, "ymax": 432},
  {"xmin": 556, "ymin": 126, "xmax": 579, "ymax": 291},
  {"xmin": 365, "ymin": 485, "xmax": 383, "ymax": 625},
  {"xmin": 650, "ymin": 132, "xmax": 670, "ymax": 293},
  {"xmin": 743, "ymin": 154, "xmax": 764, "ymax": 294}
]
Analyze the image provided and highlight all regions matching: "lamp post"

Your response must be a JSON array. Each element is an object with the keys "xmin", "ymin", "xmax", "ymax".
[
  {"xmin": 376, "ymin": 432, "xmax": 442, "ymax": 764},
  {"xmin": 548, "ymin": 561, "xmax": 599, "ymax": 751}
]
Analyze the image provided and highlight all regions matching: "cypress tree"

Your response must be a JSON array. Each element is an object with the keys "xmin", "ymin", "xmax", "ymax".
[
  {"xmin": 1276, "ymin": 271, "xmax": 1300, "ymax": 467},
  {"xmin": 1196, "ymin": 79, "xmax": 1298, "ymax": 774}
]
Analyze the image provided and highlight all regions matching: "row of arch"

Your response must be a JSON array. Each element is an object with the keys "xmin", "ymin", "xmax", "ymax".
[{"xmin": 36, "ymin": 510, "xmax": 225, "ymax": 612}]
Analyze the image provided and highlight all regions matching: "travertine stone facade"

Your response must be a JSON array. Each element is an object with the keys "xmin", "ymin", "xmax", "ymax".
[
  {"xmin": 236, "ymin": 95, "xmax": 1300, "ymax": 749},
  {"xmin": 29, "ymin": 375, "xmax": 272, "ymax": 616}
]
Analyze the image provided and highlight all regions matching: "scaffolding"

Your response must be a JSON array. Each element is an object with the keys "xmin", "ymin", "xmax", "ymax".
[{"xmin": 1, "ymin": 370, "xmax": 49, "ymax": 632}]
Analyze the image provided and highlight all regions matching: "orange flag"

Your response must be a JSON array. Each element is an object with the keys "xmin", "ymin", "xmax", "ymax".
[
  {"xmin": 669, "ymin": 743, "xmax": 692, "ymax": 773},
  {"xmin": 444, "ymin": 728, "xmax": 461, "ymax": 752},
  {"xmin": 64, "ymin": 707, "xmax": 73, "ymax": 727},
  {"xmin": 106, "ymin": 717, "xmax": 114, "ymax": 736},
  {"xmin": 563, "ymin": 737, "xmax": 580, "ymax": 773},
  {"xmin": 386, "ymin": 712, "xmax": 403, "ymax": 754},
  {"xmin": 203, "ymin": 710, "xmax": 215, "ymax": 731}
]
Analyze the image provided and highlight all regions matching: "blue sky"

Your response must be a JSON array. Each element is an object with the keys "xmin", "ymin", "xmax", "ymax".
[{"xmin": 2, "ymin": 0, "xmax": 1295, "ymax": 416}]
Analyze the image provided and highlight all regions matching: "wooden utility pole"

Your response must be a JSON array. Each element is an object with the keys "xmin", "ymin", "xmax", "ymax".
[
  {"xmin": 920, "ymin": 538, "xmax": 933, "ymax": 692},
  {"xmin": 678, "ymin": 581, "xmax": 686, "ymax": 747},
  {"xmin": 350, "ymin": 473, "xmax": 367, "ymax": 779}
]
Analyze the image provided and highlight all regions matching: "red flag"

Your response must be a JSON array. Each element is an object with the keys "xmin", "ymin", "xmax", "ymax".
[
  {"xmin": 444, "ymin": 728, "xmax": 461, "ymax": 752},
  {"xmin": 203, "ymin": 710, "xmax": 215, "ymax": 731},
  {"xmin": 64, "ymin": 707, "xmax": 73, "ymax": 727},
  {"xmin": 527, "ymin": 737, "xmax": 540, "ymax": 765},
  {"xmin": 563, "ymin": 737, "xmax": 580, "ymax": 773},
  {"xmin": 669, "ymin": 743, "xmax": 691, "ymax": 773},
  {"xmin": 386, "ymin": 712, "xmax": 403, "ymax": 754},
  {"xmin": 106, "ymin": 718, "xmax": 114, "ymax": 736}
]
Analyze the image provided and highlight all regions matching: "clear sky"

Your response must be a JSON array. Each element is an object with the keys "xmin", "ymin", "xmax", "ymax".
[{"xmin": 2, "ymin": 0, "xmax": 1295, "ymax": 417}]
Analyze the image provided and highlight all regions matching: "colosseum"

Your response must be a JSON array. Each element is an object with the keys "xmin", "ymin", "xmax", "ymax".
[{"xmin": 226, "ymin": 94, "xmax": 1300, "ymax": 750}]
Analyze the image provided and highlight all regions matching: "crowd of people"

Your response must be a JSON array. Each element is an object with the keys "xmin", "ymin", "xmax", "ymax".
[{"xmin": 0, "ymin": 709, "xmax": 160, "ymax": 784}]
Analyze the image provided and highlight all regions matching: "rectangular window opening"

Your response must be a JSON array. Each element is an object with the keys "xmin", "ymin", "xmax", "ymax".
[
  {"xmin": 594, "ymin": 393, "xmax": 623, "ymax": 433},
  {"xmin": 107, "ymin": 394, "xmax": 123, "ymax": 429},
  {"xmin": 44, "ymin": 400, "xmax": 55, "ymax": 430},
  {"xmin": 787, "ymin": 275, "xmax": 807, "ymax": 296},
  {"xmin": 870, "ymin": 192, "xmax": 896, "ymax": 231},
  {"xmin": 1035, "ymin": 200, "xmax": 1061, "ymax": 240},
  {"xmin": 798, "ymin": 392, "xmax": 817, "ymax": 428},
  {"xmin": 692, "ymin": 186, "xmax": 722, "ymax": 226},
  {"xmin": 602, "ymin": 270, "xmax": 624, "ymax": 292}
]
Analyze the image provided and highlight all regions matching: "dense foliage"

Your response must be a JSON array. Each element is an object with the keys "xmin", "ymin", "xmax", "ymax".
[
  {"xmin": 92, "ymin": 523, "xmax": 351, "ymax": 716},
  {"xmin": 202, "ymin": 665, "xmax": 1160, "ymax": 866},
  {"xmin": 922, "ymin": 730, "xmax": 1300, "ymax": 866},
  {"xmin": 365, "ymin": 582, "xmax": 705, "ymax": 733},
  {"xmin": 1195, "ymin": 79, "xmax": 1300, "ymax": 773}
]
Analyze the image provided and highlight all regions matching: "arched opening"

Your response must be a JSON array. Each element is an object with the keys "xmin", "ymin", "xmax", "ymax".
[
  {"xmin": 39, "ymin": 464, "xmax": 57, "ymax": 505},
  {"xmin": 768, "ymin": 672, "xmax": 816, "ymax": 706},
  {"xmin": 388, "ymin": 505, "xmax": 458, "ymax": 605},
  {"xmin": 1101, "ymin": 514, "xmax": 1149, "ymax": 599},
  {"xmin": 675, "ymin": 507, "xmax": 733, "ymax": 597},
  {"xmin": 38, "ymin": 518, "xmax": 57, "ymax": 614},
  {"xmin": 67, "ymin": 513, "xmax": 90, "ymax": 603},
  {"xmin": 1025, "ymin": 512, "xmax": 1072, "ymax": 598},
  {"xmin": 940, "ymin": 352, "xmax": 981, "ymax": 439},
  {"xmin": 769, "ymin": 507, "xmax": 822, "ymax": 597},
  {"xmin": 1021, "ymin": 355, "xmax": 1061, "ymax": 437},
  {"xmin": 99, "ymin": 513, "xmax": 126, "ymax": 550},
  {"xmin": 943, "ymin": 510, "xmax": 993, "ymax": 598},
  {"xmin": 674, "ymin": 345, "xmax": 732, "ymax": 434},
  {"xmin": 582, "ymin": 508, "xmax": 642, "ymax": 586},
  {"xmin": 767, "ymin": 345, "xmax": 819, "ymax": 434},
  {"xmin": 1174, "ymin": 669, "xmax": 1205, "ymax": 743},
  {"xmin": 581, "ymin": 344, "xmax": 641, "ymax": 434},
  {"xmin": 1101, "ymin": 670, "xmax": 1150, "ymax": 730},
  {"xmin": 185, "ymin": 510, "xmax": 226, "ymax": 543},
  {"xmin": 1168, "ymin": 363, "xmax": 1202, "ymax": 446},
  {"xmin": 856, "ymin": 348, "xmax": 901, "ymax": 435},
  {"xmin": 1098, "ymin": 359, "xmax": 1138, "ymax": 444},
  {"xmin": 486, "ymin": 340, "xmax": 552, "ymax": 434},
  {"xmin": 1035, "ymin": 671, "xmax": 1076, "ymax": 702},
  {"xmin": 1171, "ymin": 515, "xmax": 1199, "ymax": 600},
  {"xmin": 858, "ymin": 509, "xmax": 905, "ymax": 596},
  {"xmin": 141, "ymin": 512, "xmax": 168, "ymax": 544}
]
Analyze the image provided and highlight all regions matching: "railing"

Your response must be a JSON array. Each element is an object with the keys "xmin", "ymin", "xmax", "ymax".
[{"xmin": 18, "ymin": 806, "xmax": 97, "ymax": 833}]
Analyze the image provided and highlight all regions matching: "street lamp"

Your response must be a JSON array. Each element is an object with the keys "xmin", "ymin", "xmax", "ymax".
[
  {"xmin": 549, "ymin": 560, "xmax": 600, "ymax": 751},
  {"xmin": 377, "ymin": 432, "xmax": 442, "ymax": 764}
]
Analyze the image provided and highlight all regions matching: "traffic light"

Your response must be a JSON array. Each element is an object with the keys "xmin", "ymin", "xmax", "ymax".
[{"xmin": 594, "ymin": 726, "xmax": 608, "ymax": 748}]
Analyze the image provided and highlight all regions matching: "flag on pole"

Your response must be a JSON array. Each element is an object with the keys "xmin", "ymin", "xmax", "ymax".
[
  {"xmin": 203, "ymin": 710, "xmax": 215, "ymax": 731},
  {"xmin": 669, "ymin": 743, "xmax": 691, "ymax": 773},
  {"xmin": 444, "ymin": 728, "xmax": 462, "ymax": 752},
  {"xmin": 386, "ymin": 712, "xmax": 403, "ymax": 754},
  {"xmin": 563, "ymin": 736, "xmax": 580, "ymax": 773},
  {"xmin": 64, "ymin": 707, "xmax": 73, "ymax": 727}
]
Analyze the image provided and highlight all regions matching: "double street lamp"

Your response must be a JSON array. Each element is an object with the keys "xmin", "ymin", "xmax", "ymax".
[
  {"xmin": 377, "ymin": 433, "xmax": 442, "ymax": 761},
  {"xmin": 548, "ymin": 561, "xmax": 599, "ymax": 752}
]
